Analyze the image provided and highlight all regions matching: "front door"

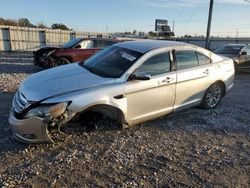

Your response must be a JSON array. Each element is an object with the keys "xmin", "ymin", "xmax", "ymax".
[{"xmin": 125, "ymin": 51, "xmax": 176, "ymax": 125}]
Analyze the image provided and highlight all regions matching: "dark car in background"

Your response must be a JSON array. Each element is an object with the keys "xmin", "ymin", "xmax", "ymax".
[
  {"xmin": 34, "ymin": 37, "xmax": 122, "ymax": 68},
  {"xmin": 214, "ymin": 44, "xmax": 250, "ymax": 72}
]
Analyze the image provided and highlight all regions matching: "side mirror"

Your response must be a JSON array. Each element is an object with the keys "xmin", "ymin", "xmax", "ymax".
[
  {"xmin": 75, "ymin": 44, "xmax": 81, "ymax": 49},
  {"xmin": 240, "ymin": 51, "xmax": 247, "ymax": 56},
  {"xmin": 129, "ymin": 72, "xmax": 151, "ymax": 81}
]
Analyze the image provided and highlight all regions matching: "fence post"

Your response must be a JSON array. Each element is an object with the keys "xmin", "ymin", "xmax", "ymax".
[
  {"xmin": 70, "ymin": 32, "xmax": 76, "ymax": 40},
  {"xmin": 2, "ymin": 27, "xmax": 12, "ymax": 51},
  {"xmin": 236, "ymin": 38, "xmax": 239, "ymax": 44},
  {"xmin": 39, "ymin": 30, "xmax": 46, "ymax": 48}
]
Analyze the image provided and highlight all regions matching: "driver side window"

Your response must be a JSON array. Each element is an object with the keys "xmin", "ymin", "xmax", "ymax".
[
  {"xmin": 136, "ymin": 52, "xmax": 171, "ymax": 76},
  {"xmin": 79, "ymin": 40, "xmax": 94, "ymax": 49}
]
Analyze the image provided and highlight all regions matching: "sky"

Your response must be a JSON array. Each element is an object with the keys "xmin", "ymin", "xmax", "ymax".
[{"xmin": 1, "ymin": 0, "xmax": 250, "ymax": 37}]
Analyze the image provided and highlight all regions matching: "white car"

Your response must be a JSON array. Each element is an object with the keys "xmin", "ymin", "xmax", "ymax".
[{"xmin": 9, "ymin": 40, "xmax": 235, "ymax": 143}]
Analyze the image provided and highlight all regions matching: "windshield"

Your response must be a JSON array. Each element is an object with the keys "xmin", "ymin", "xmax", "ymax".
[
  {"xmin": 61, "ymin": 38, "xmax": 82, "ymax": 48},
  {"xmin": 214, "ymin": 45, "xmax": 243, "ymax": 55},
  {"xmin": 81, "ymin": 46, "xmax": 143, "ymax": 78}
]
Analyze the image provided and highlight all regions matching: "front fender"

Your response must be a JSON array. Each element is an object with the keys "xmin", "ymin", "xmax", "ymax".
[{"xmin": 41, "ymin": 84, "xmax": 128, "ymax": 121}]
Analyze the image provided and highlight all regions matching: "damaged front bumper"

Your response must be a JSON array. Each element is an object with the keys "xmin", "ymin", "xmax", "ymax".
[
  {"xmin": 34, "ymin": 55, "xmax": 56, "ymax": 68},
  {"xmin": 9, "ymin": 110, "xmax": 76, "ymax": 144},
  {"xmin": 9, "ymin": 111, "xmax": 52, "ymax": 143}
]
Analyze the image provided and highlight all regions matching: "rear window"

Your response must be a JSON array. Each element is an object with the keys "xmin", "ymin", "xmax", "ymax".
[{"xmin": 197, "ymin": 53, "xmax": 211, "ymax": 65}]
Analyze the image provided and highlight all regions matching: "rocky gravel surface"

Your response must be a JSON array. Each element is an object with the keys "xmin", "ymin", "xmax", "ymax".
[
  {"xmin": 0, "ymin": 54, "xmax": 40, "ymax": 93},
  {"xmin": 0, "ymin": 56, "xmax": 250, "ymax": 187}
]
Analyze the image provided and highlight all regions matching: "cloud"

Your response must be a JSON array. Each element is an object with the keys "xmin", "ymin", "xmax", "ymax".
[{"xmin": 134, "ymin": 0, "xmax": 250, "ymax": 8}]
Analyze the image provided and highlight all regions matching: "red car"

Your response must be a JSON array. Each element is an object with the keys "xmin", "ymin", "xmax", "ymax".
[{"xmin": 34, "ymin": 37, "xmax": 122, "ymax": 68}]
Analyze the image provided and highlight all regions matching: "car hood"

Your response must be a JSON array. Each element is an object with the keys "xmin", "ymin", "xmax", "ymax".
[
  {"xmin": 19, "ymin": 63, "xmax": 115, "ymax": 102},
  {"xmin": 34, "ymin": 45, "xmax": 61, "ymax": 54},
  {"xmin": 38, "ymin": 45, "xmax": 61, "ymax": 50}
]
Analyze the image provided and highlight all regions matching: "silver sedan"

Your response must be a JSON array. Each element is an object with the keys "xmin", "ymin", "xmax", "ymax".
[{"xmin": 9, "ymin": 40, "xmax": 235, "ymax": 143}]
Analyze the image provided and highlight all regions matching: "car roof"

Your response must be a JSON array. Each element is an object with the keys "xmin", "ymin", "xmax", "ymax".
[
  {"xmin": 223, "ymin": 44, "xmax": 246, "ymax": 47},
  {"xmin": 77, "ymin": 37, "xmax": 122, "ymax": 42},
  {"xmin": 114, "ymin": 40, "xmax": 187, "ymax": 53}
]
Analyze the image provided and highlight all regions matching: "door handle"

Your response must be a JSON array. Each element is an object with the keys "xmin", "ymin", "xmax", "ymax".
[
  {"xmin": 162, "ymin": 77, "xmax": 174, "ymax": 83},
  {"xmin": 203, "ymin": 69, "xmax": 209, "ymax": 75}
]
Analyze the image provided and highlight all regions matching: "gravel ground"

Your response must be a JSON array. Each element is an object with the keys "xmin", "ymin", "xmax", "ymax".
[{"xmin": 0, "ymin": 56, "xmax": 250, "ymax": 187}]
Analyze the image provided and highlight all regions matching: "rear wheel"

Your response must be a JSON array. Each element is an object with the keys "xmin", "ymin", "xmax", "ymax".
[
  {"xmin": 201, "ymin": 83, "xmax": 223, "ymax": 109},
  {"xmin": 55, "ymin": 57, "xmax": 71, "ymax": 66}
]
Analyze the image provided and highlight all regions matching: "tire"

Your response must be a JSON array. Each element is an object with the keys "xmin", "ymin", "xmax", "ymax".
[
  {"xmin": 201, "ymin": 83, "xmax": 223, "ymax": 109},
  {"xmin": 55, "ymin": 57, "xmax": 71, "ymax": 66}
]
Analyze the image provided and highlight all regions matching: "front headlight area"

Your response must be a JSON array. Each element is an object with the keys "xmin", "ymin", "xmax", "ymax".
[
  {"xmin": 23, "ymin": 102, "xmax": 76, "ymax": 140},
  {"xmin": 24, "ymin": 102, "xmax": 68, "ymax": 119}
]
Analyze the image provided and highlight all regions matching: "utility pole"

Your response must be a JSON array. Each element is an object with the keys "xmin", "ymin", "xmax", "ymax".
[
  {"xmin": 236, "ymin": 30, "xmax": 239, "ymax": 44},
  {"xmin": 236, "ymin": 30, "xmax": 239, "ymax": 39},
  {"xmin": 172, "ymin": 21, "xmax": 175, "ymax": 33},
  {"xmin": 205, "ymin": 0, "xmax": 214, "ymax": 49}
]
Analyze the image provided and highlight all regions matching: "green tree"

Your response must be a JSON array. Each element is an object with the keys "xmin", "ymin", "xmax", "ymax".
[
  {"xmin": 3, "ymin": 19, "xmax": 18, "ymax": 26},
  {"xmin": 148, "ymin": 31, "xmax": 157, "ymax": 37},
  {"xmin": 138, "ymin": 31, "xmax": 145, "ymax": 36},
  {"xmin": 18, "ymin": 18, "xmax": 32, "ymax": 27},
  {"xmin": 0, "ymin": 17, "xmax": 5, "ymax": 25},
  {"xmin": 124, "ymin": 31, "xmax": 131, "ymax": 35},
  {"xmin": 51, "ymin": 23, "xmax": 70, "ymax": 30},
  {"xmin": 37, "ymin": 22, "xmax": 47, "ymax": 28}
]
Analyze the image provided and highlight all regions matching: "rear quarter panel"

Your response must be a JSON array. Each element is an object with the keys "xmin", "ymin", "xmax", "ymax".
[{"xmin": 213, "ymin": 57, "xmax": 235, "ymax": 93}]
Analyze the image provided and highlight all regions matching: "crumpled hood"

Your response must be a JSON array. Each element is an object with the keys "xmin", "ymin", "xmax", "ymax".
[{"xmin": 19, "ymin": 63, "xmax": 115, "ymax": 102}]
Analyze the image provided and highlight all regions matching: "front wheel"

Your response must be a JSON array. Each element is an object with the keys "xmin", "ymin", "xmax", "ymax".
[
  {"xmin": 55, "ymin": 57, "xmax": 71, "ymax": 66},
  {"xmin": 201, "ymin": 83, "xmax": 223, "ymax": 109}
]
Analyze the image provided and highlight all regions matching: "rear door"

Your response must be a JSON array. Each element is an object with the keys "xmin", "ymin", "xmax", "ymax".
[
  {"xmin": 125, "ymin": 51, "xmax": 176, "ymax": 125},
  {"xmin": 174, "ymin": 50, "xmax": 214, "ymax": 111}
]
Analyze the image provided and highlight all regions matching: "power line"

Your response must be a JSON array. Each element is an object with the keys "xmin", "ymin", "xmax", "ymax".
[{"xmin": 177, "ymin": 4, "xmax": 203, "ymax": 37}]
